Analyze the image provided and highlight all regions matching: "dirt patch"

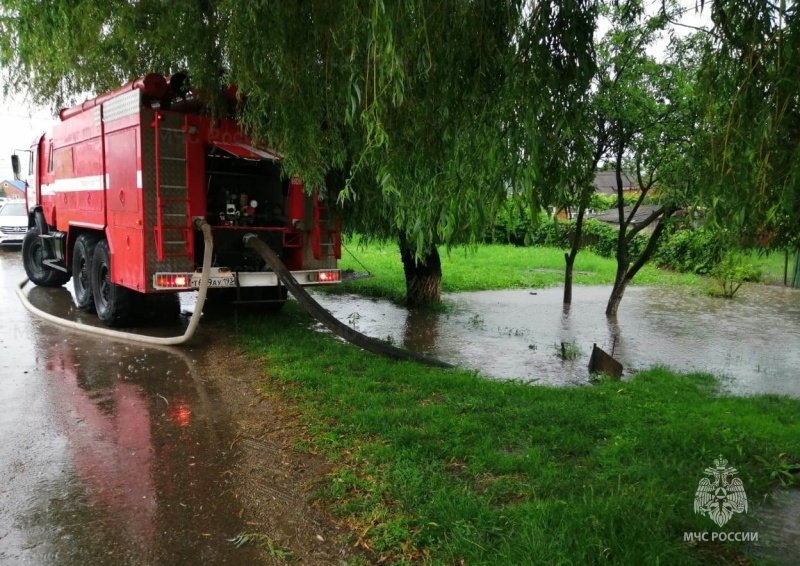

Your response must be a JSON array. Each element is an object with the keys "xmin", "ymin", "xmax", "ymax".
[{"xmin": 198, "ymin": 328, "xmax": 360, "ymax": 564}]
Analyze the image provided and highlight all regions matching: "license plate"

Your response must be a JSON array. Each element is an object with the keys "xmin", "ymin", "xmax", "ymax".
[{"xmin": 191, "ymin": 276, "xmax": 236, "ymax": 287}]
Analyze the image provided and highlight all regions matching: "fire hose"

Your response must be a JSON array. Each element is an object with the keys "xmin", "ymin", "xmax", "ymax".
[
  {"xmin": 16, "ymin": 218, "xmax": 213, "ymax": 346},
  {"xmin": 16, "ymin": 221, "xmax": 454, "ymax": 368},
  {"xmin": 242, "ymin": 233, "xmax": 455, "ymax": 369}
]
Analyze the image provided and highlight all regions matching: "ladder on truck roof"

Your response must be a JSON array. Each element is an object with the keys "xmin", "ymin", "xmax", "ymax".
[{"xmin": 153, "ymin": 113, "xmax": 193, "ymax": 262}]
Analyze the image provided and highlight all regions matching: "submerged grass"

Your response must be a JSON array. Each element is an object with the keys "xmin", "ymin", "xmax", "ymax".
[
  {"xmin": 333, "ymin": 238, "xmax": 704, "ymax": 303},
  {"xmin": 238, "ymin": 304, "xmax": 800, "ymax": 565}
]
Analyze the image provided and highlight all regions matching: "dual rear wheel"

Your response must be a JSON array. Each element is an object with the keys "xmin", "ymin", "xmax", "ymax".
[
  {"xmin": 24, "ymin": 229, "xmax": 171, "ymax": 326},
  {"xmin": 77, "ymin": 237, "xmax": 141, "ymax": 326},
  {"xmin": 72, "ymin": 234, "xmax": 98, "ymax": 312}
]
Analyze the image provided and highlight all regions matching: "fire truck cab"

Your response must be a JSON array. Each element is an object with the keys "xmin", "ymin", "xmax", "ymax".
[{"xmin": 13, "ymin": 73, "xmax": 341, "ymax": 326}]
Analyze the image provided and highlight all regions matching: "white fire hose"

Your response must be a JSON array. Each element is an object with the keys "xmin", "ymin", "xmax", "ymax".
[{"xmin": 16, "ymin": 219, "xmax": 213, "ymax": 346}]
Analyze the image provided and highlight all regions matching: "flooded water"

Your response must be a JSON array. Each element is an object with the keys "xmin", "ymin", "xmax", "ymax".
[{"xmin": 313, "ymin": 284, "xmax": 800, "ymax": 397}]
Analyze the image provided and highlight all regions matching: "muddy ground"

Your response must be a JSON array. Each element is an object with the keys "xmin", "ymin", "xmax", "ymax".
[{"xmin": 200, "ymin": 337, "xmax": 357, "ymax": 565}]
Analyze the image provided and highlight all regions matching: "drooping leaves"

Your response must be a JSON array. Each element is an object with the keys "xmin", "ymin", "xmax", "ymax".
[
  {"xmin": 699, "ymin": 0, "xmax": 800, "ymax": 250},
  {"xmin": 0, "ymin": 0, "xmax": 599, "ymax": 257}
]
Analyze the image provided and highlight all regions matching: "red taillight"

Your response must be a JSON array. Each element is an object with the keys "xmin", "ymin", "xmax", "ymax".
[
  {"xmin": 169, "ymin": 402, "xmax": 192, "ymax": 428},
  {"xmin": 154, "ymin": 273, "xmax": 192, "ymax": 289},
  {"xmin": 318, "ymin": 270, "xmax": 340, "ymax": 282}
]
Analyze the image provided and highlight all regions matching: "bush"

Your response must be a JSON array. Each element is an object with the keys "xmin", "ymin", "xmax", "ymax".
[
  {"xmin": 486, "ymin": 199, "xmax": 528, "ymax": 245},
  {"xmin": 486, "ymin": 199, "xmax": 729, "ymax": 279},
  {"xmin": 581, "ymin": 219, "xmax": 619, "ymax": 257},
  {"xmin": 486, "ymin": 203, "xmax": 572, "ymax": 248},
  {"xmin": 577, "ymin": 219, "xmax": 650, "ymax": 259},
  {"xmin": 652, "ymin": 228, "xmax": 725, "ymax": 275},
  {"xmin": 709, "ymin": 253, "xmax": 763, "ymax": 298},
  {"xmin": 488, "ymin": 205, "xmax": 655, "ymax": 261},
  {"xmin": 526, "ymin": 217, "xmax": 572, "ymax": 248}
]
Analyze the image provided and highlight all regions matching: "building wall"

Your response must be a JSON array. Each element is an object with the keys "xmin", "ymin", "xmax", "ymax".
[{"xmin": 0, "ymin": 181, "xmax": 26, "ymax": 199}]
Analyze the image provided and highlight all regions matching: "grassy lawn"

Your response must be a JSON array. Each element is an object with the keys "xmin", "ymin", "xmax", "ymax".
[
  {"xmin": 735, "ymin": 249, "xmax": 793, "ymax": 286},
  {"xmin": 238, "ymin": 305, "xmax": 800, "ymax": 565},
  {"xmin": 332, "ymin": 238, "xmax": 705, "ymax": 303},
  {"xmin": 234, "ymin": 238, "xmax": 800, "ymax": 562}
]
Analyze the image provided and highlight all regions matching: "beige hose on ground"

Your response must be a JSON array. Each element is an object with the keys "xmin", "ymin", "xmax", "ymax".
[{"xmin": 16, "ymin": 219, "xmax": 213, "ymax": 347}]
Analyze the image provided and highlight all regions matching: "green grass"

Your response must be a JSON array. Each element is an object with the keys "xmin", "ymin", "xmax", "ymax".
[
  {"xmin": 334, "ymin": 238, "xmax": 704, "ymax": 303},
  {"xmin": 734, "ymin": 249, "xmax": 793, "ymax": 286},
  {"xmin": 238, "ymin": 305, "xmax": 800, "ymax": 565}
]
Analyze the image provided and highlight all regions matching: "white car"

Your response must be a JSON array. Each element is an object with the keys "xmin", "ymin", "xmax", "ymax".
[{"xmin": 0, "ymin": 201, "xmax": 29, "ymax": 245}]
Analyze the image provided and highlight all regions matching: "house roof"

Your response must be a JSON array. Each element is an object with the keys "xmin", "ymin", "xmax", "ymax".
[
  {"xmin": 587, "ymin": 204, "xmax": 661, "ymax": 225},
  {"xmin": 4, "ymin": 180, "xmax": 25, "ymax": 191},
  {"xmin": 593, "ymin": 171, "xmax": 638, "ymax": 195}
]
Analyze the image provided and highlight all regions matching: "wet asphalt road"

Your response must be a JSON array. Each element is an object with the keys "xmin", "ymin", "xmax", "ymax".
[{"xmin": 0, "ymin": 248, "xmax": 265, "ymax": 565}]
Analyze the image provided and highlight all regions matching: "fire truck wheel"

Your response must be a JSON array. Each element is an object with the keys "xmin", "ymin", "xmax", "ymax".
[
  {"xmin": 91, "ymin": 239, "xmax": 142, "ymax": 326},
  {"xmin": 72, "ymin": 234, "xmax": 99, "ymax": 313},
  {"xmin": 22, "ymin": 228, "xmax": 71, "ymax": 287}
]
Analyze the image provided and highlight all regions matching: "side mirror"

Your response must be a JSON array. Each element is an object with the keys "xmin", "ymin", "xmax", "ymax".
[{"xmin": 11, "ymin": 154, "xmax": 20, "ymax": 180}]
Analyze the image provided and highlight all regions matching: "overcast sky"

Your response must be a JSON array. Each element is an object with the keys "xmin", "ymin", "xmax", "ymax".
[{"xmin": 0, "ymin": 76, "xmax": 54, "ymax": 181}]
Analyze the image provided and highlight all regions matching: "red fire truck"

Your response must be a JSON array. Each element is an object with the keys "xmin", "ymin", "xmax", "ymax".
[{"xmin": 13, "ymin": 73, "xmax": 341, "ymax": 326}]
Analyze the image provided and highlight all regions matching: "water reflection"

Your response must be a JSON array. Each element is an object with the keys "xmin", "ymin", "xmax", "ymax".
[
  {"xmin": 42, "ymin": 340, "xmax": 157, "ymax": 547},
  {"xmin": 4, "ymin": 284, "xmax": 262, "ymax": 565},
  {"xmin": 313, "ymin": 284, "xmax": 800, "ymax": 397},
  {"xmin": 402, "ymin": 308, "xmax": 442, "ymax": 354}
]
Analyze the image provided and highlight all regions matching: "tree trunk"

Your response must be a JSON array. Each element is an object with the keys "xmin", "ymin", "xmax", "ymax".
[
  {"xmin": 793, "ymin": 251, "xmax": 800, "ymax": 288},
  {"xmin": 605, "ymin": 275, "xmax": 630, "ymax": 317},
  {"xmin": 784, "ymin": 249, "xmax": 789, "ymax": 286},
  {"xmin": 564, "ymin": 252, "xmax": 575, "ymax": 304},
  {"xmin": 605, "ymin": 208, "xmax": 672, "ymax": 317},
  {"xmin": 399, "ymin": 236, "xmax": 442, "ymax": 307},
  {"xmin": 563, "ymin": 200, "xmax": 589, "ymax": 305}
]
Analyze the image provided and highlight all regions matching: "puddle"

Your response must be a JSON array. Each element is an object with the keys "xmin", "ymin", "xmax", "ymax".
[{"xmin": 312, "ymin": 284, "xmax": 800, "ymax": 397}]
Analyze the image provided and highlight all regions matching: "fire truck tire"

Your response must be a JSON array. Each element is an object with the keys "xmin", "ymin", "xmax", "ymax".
[
  {"xmin": 22, "ymin": 228, "xmax": 71, "ymax": 287},
  {"xmin": 91, "ymin": 239, "xmax": 142, "ymax": 326},
  {"xmin": 72, "ymin": 234, "xmax": 99, "ymax": 312}
]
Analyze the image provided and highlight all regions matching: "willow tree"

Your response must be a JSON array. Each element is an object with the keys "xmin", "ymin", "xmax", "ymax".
[
  {"xmin": 0, "ymin": 0, "xmax": 598, "ymax": 306},
  {"xmin": 698, "ymin": 1, "xmax": 800, "ymax": 255},
  {"xmin": 223, "ymin": 1, "xmax": 599, "ymax": 305},
  {"xmin": 0, "ymin": 1, "xmax": 223, "ymax": 107}
]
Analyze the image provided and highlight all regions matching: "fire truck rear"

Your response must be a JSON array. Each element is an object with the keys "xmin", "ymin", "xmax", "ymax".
[{"xmin": 13, "ymin": 73, "xmax": 341, "ymax": 326}]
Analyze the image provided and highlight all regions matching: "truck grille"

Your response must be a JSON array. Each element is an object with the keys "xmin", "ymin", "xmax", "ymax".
[{"xmin": 0, "ymin": 226, "xmax": 26, "ymax": 235}]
